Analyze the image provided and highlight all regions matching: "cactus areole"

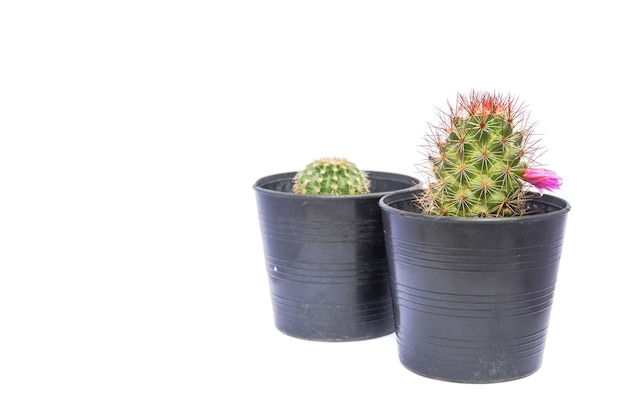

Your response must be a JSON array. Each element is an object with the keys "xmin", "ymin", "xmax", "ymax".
[
  {"xmin": 418, "ymin": 90, "xmax": 561, "ymax": 217},
  {"xmin": 292, "ymin": 157, "xmax": 371, "ymax": 195}
]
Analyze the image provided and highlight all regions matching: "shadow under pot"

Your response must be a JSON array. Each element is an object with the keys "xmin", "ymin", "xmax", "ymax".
[
  {"xmin": 379, "ymin": 189, "xmax": 571, "ymax": 383},
  {"xmin": 253, "ymin": 171, "xmax": 420, "ymax": 341}
]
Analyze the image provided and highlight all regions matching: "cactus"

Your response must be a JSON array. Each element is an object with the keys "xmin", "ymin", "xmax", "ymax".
[
  {"xmin": 292, "ymin": 157, "xmax": 370, "ymax": 195},
  {"xmin": 417, "ymin": 90, "xmax": 561, "ymax": 217}
]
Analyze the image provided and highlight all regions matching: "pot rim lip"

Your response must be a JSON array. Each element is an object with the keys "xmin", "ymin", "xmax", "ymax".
[
  {"xmin": 379, "ymin": 189, "xmax": 571, "ymax": 223},
  {"xmin": 253, "ymin": 171, "xmax": 422, "ymax": 200}
]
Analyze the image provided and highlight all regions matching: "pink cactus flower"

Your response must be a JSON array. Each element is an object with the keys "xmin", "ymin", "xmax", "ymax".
[{"xmin": 522, "ymin": 168, "xmax": 562, "ymax": 192}]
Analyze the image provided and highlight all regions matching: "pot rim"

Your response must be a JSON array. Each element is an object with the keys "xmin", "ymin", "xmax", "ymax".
[
  {"xmin": 379, "ymin": 189, "xmax": 571, "ymax": 224},
  {"xmin": 253, "ymin": 171, "xmax": 421, "ymax": 201}
]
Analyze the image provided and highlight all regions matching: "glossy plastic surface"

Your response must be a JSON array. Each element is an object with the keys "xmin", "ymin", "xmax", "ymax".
[
  {"xmin": 380, "ymin": 190, "xmax": 571, "ymax": 382},
  {"xmin": 254, "ymin": 172, "xmax": 420, "ymax": 341}
]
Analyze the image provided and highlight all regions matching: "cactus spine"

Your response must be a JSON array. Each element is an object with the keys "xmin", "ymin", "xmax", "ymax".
[
  {"xmin": 418, "ymin": 91, "xmax": 539, "ymax": 217},
  {"xmin": 293, "ymin": 157, "xmax": 370, "ymax": 195}
]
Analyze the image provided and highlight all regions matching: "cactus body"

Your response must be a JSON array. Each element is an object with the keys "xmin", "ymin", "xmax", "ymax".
[
  {"xmin": 293, "ymin": 157, "xmax": 370, "ymax": 195},
  {"xmin": 419, "ymin": 91, "xmax": 539, "ymax": 217}
]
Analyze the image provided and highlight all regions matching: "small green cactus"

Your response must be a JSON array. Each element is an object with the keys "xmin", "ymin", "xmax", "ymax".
[
  {"xmin": 417, "ymin": 90, "xmax": 561, "ymax": 217},
  {"xmin": 292, "ymin": 157, "xmax": 370, "ymax": 195}
]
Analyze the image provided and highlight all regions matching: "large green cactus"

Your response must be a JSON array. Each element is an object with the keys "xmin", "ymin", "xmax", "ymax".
[
  {"xmin": 292, "ymin": 157, "xmax": 370, "ymax": 195},
  {"xmin": 418, "ymin": 91, "xmax": 561, "ymax": 217}
]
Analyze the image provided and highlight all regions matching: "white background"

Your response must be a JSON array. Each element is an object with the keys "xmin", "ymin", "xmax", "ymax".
[{"xmin": 1, "ymin": 1, "xmax": 623, "ymax": 419}]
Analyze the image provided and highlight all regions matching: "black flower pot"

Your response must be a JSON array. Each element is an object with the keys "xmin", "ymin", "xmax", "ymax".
[
  {"xmin": 379, "ymin": 190, "xmax": 571, "ymax": 383},
  {"xmin": 253, "ymin": 171, "xmax": 420, "ymax": 341}
]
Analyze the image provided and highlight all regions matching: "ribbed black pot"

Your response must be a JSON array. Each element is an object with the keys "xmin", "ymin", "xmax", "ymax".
[
  {"xmin": 253, "ymin": 171, "xmax": 420, "ymax": 341},
  {"xmin": 379, "ymin": 190, "xmax": 571, "ymax": 383}
]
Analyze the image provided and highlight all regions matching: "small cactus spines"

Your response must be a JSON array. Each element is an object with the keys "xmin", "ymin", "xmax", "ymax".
[
  {"xmin": 292, "ymin": 157, "xmax": 371, "ymax": 195},
  {"xmin": 417, "ymin": 90, "xmax": 561, "ymax": 217}
]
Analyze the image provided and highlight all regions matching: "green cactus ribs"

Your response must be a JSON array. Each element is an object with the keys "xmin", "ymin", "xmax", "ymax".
[
  {"xmin": 292, "ymin": 157, "xmax": 370, "ymax": 195},
  {"xmin": 418, "ymin": 90, "xmax": 540, "ymax": 217}
]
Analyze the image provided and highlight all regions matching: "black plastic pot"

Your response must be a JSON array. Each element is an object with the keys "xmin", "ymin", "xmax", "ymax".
[
  {"xmin": 253, "ymin": 171, "xmax": 420, "ymax": 341},
  {"xmin": 379, "ymin": 190, "xmax": 571, "ymax": 383}
]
